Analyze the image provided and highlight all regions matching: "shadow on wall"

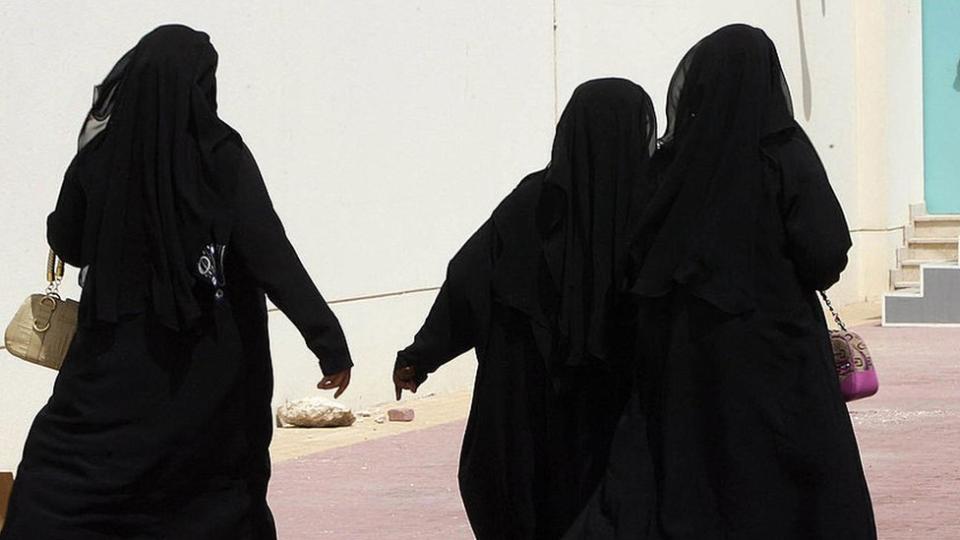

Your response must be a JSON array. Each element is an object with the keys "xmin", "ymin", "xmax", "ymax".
[
  {"xmin": 795, "ymin": 0, "xmax": 827, "ymax": 122},
  {"xmin": 953, "ymin": 56, "xmax": 960, "ymax": 92}
]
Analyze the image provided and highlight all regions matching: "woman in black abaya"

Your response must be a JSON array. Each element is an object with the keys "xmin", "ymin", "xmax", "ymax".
[
  {"xmin": 564, "ymin": 25, "xmax": 876, "ymax": 540},
  {"xmin": 393, "ymin": 79, "xmax": 658, "ymax": 539},
  {"xmin": 1, "ymin": 26, "xmax": 352, "ymax": 540}
]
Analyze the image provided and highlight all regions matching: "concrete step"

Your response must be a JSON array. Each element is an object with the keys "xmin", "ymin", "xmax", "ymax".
[
  {"xmin": 899, "ymin": 237, "xmax": 958, "ymax": 261},
  {"xmin": 907, "ymin": 236, "xmax": 959, "ymax": 244},
  {"xmin": 891, "ymin": 267, "xmax": 918, "ymax": 284},
  {"xmin": 915, "ymin": 214, "xmax": 960, "ymax": 222},
  {"xmin": 892, "ymin": 259, "xmax": 957, "ymax": 283},
  {"xmin": 898, "ymin": 247, "xmax": 958, "ymax": 261},
  {"xmin": 884, "ymin": 264, "xmax": 960, "ymax": 325},
  {"xmin": 912, "ymin": 217, "xmax": 960, "ymax": 238},
  {"xmin": 893, "ymin": 279, "xmax": 920, "ymax": 290}
]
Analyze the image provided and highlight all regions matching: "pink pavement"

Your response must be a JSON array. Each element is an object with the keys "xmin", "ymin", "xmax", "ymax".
[
  {"xmin": 268, "ymin": 324, "xmax": 960, "ymax": 539},
  {"xmin": 268, "ymin": 420, "xmax": 472, "ymax": 539},
  {"xmin": 847, "ymin": 325, "xmax": 960, "ymax": 539}
]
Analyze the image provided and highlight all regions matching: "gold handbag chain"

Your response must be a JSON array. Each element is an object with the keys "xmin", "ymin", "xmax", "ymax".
[
  {"xmin": 818, "ymin": 290, "xmax": 847, "ymax": 332},
  {"xmin": 45, "ymin": 249, "xmax": 65, "ymax": 298},
  {"xmin": 33, "ymin": 250, "xmax": 67, "ymax": 333}
]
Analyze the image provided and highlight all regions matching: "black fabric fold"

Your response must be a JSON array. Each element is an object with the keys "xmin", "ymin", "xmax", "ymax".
[
  {"xmin": 513, "ymin": 78, "xmax": 657, "ymax": 372},
  {"xmin": 396, "ymin": 78, "xmax": 658, "ymax": 539},
  {"xmin": 60, "ymin": 24, "xmax": 237, "ymax": 331},
  {"xmin": 629, "ymin": 24, "xmax": 799, "ymax": 314}
]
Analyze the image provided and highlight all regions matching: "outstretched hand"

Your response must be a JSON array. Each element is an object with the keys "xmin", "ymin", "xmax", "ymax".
[
  {"xmin": 393, "ymin": 365, "xmax": 419, "ymax": 401},
  {"xmin": 318, "ymin": 368, "xmax": 351, "ymax": 399}
]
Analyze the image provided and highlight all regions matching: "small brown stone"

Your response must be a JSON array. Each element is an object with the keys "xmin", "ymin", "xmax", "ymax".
[{"xmin": 387, "ymin": 408, "xmax": 415, "ymax": 422}]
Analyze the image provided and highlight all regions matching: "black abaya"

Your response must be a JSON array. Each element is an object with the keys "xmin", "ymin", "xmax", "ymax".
[
  {"xmin": 564, "ymin": 25, "xmax": 875, "ymax": 540},
  {"xmin": 1, "ymin": 28, "xmax": 350, "ymax": 540},
  {"xmin": 398, "ymin": 175, "xmax": 634, "ymax": 540},
  {"xmin": 396, "ymin": 79, "xmax": 657, "ymax": 539}
]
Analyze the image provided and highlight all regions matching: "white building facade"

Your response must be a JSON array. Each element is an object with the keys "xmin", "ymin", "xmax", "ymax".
[{"xmin": 0, "ymin": 0, "xmax": 926, "ymax": 470}]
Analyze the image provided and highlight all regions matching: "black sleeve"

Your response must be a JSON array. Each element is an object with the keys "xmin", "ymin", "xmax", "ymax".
[
  {"xmin": 46, "ymin": 157, "xmax": 85, "ymax": 267},
  {"xmin": 395, "ymin": 222, "xmax": 493, "ymax": 382},
  {"xmin": 230, "ymin": 144, "xmax": 352, "ymax": 376},
  {"xmin": 778, "ymin": 137, "xmax": 852, "ymax": 291}
]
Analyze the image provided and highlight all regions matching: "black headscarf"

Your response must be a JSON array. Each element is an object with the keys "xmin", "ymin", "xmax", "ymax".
[
  {"xmin": 68, "ymin": 25, "xmax": 236, "ymax": 331},
  {"xmin": 630, "ymin": 24, "xmax": 798, "ymax": 313},
  {"xmin": 494, "ymin": 78, "xmax": 656, "ymax": 372}
]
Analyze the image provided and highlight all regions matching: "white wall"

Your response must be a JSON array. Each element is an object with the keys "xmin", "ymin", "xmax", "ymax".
[
  {"xmin": 0, "ymin": 0, "xmax": 923, "ymax": 471},
  {"xmin": 0, "ymin": 0, "xmax": 556, "ymax": 472},
  {"xmin": 850, "ymin": 0, "xmax": 924, "ymax": 304}
]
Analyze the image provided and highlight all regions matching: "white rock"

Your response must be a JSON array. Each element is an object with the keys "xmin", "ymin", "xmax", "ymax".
[{"xmin": 277, "ymin": 396, "xmax": 356, "ymax": 428}]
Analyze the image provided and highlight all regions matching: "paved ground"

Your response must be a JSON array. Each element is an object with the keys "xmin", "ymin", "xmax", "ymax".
[
  {"xmin": 270, "ymin": 420, "xmax": 472, "ymax": 539},
  {"xmin": 847, "ymin": 325, "xmax": 960, "ymax": 539},
  {"xmin": 267, "ymin": 317, "xmax": 960, "ymax": 539}
]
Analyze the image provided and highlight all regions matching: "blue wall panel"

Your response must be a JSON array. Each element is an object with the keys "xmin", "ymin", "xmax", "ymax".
[{"xmin": 923, "ymin": 0, "xmax": 960, "ymax": 214}]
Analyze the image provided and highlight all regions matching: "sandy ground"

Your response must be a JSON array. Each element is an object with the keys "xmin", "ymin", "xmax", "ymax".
[{"xmin": 271, "ymin": 390, "xmax": 474, "ymax": 463}]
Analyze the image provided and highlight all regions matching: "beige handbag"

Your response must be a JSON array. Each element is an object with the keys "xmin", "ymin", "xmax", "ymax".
[
  {"xmin": 0, "ymin": 471, "xmax": 12, "ymax": 532},
  {"xmin": 4, "ymin": 250, "xmax": 79, "ymax": 370}
]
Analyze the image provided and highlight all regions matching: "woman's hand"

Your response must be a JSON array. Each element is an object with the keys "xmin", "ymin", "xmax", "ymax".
[
  {"xmin": 317, "ymin": 368, "xmax": 351, "ymax": 399},
  {"xmin": 393, "ymin": 365, "xmax": 420, "ymax": 401}
]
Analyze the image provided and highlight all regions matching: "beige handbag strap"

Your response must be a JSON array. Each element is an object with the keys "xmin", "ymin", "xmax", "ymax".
[{"xmin": 45, "ymin": 249, "xmax": 65, "ymax": 297}]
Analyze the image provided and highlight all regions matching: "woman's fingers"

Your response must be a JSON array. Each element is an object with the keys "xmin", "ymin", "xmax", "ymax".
[
  {"xmin": 394, "ymin": 381, "xmax": 418, "ymax": 401},
  {"xmin": 393, "ymin": 366, "xmax": 420, "ymax": 401},
  {"xmin": 317, "ymin": 369, "xmax": 351, "ymax": 398},
  {"xmin": 333, "ymin": 370, "xmax": 350, "ymax": 399}
]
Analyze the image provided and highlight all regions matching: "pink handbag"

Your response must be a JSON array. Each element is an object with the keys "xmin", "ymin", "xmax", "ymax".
[{"xmin": 820, "ymin": 292, "xmax": 879, "ymax": 402}]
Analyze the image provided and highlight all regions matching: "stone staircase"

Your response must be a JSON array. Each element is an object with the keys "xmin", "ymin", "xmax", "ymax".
[
  {"xmin": 883, "ymin": 263, "xmax": 960, "ymax": 326},
  {"xmin": 889, "ymin": 204, "xmax": 959, "ymax": 289},
  {"xmin": 884, "ymin": 204, "xmax": 960, "ymax": 326}
]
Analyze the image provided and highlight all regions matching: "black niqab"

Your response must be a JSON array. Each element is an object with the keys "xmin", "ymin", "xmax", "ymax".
[
  {"xmin": 562, "ymin": 26, "xmax": 875, "ymax": 540},
  {"xmin": 526, "ymin": 78, "xmax": 656, "ymax": 371},
  {"xmin": 67, "ymin": 25, "xmax": 236, "ymax": 330},
  {"xmin": 630, "ymin": 24, "xmax": 798, "ymax": 314},
  {"xmin": 6, "ymin": 25, "xmax": 357, "ymax": 540},
  {"xmin": 396, "ymin": 78, "xmax": 658, "ymax": 539}
]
